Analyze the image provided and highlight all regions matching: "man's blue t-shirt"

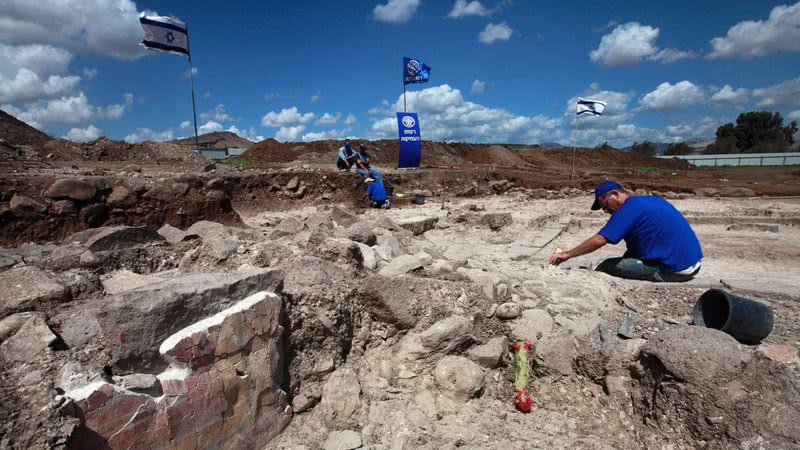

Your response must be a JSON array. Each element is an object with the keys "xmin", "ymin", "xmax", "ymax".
[
  {"xmin": 598, "ymin": 196, "xmax": 702, "ymax": 272},
  {"xmin": 367, "ymin": 182, "xmax": 387, "ymax": 202}
]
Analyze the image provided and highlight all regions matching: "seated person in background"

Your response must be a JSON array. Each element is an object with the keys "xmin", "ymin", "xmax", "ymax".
[
  {"xmin": 336, "ymin": 140, "xmax": 357, "ymax": 171},
  {"xmin": 366, "ymin": 178, "xmax": 390, "ymax": 209},
  {"xmin": 548, "ymin": 181, "xmax": 702, "ymax": 282},
  {"xmin": 354, "ymin": 145, "xmax": 382, "ymax": 183}
]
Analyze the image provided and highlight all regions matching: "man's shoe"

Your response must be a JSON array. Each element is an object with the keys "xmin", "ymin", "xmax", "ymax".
[{"xmin": 364, "ymin": 177, "xmax": 375, "ymax": 183}]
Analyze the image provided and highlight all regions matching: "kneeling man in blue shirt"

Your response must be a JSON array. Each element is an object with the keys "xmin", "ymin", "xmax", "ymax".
[{"xmin": 548, "ymin": 181, "xmax": 702, "ymax": 282}]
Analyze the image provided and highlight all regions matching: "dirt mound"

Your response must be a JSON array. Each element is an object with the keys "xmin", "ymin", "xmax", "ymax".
[{"xmin": 0, "ymin": 109, "xmax": 51, "ymax": 147}]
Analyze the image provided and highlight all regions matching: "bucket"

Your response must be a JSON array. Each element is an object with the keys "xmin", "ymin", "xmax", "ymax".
[
  {"xmin": 385, "ymin": 186, "xmax": 395, "ymax": 197},
  {"xmin": 692, "ymin": 289, "xmax": 774, "ymax": 344},
  {"xmin": 413, "ymin": 195, "xmax": 425, "ymax": 205}
]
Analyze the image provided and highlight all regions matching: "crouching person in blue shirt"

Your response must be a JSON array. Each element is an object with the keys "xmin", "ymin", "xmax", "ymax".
[
  {"xmin": 548, "ymin": 181, "xmax": 702, "ymax": 282},
  {"xmin": 366, "ymin": 179, "xmax": 390, "ymax": 209}
]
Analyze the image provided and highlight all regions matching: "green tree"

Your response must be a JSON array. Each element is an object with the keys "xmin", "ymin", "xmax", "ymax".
[
  {"xmin": 595, "ymin": 141, "xmax": 616, "ymax": 151},
  {"xmin": 705, "ymin": 123, "xmax": 736, "ymax": 154},
  {"xmin": 665, "ymin": 142, "xmax": 691, "ymax": 156},
  {"xmin": 630, "ymin": 141, "xmax": 657, "ymax": 157}
]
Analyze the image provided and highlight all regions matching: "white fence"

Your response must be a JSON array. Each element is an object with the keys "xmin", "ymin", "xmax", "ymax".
[{"xmin": 657, "ymin": 152, "xmax": 800, "ymax": 167}]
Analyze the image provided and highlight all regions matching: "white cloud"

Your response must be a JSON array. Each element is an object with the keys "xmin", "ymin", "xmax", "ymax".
[
  {"xmin": 182, "ymin": 67, "xmax": 199, "ymax": 79},
  {"xmin": 123, "ymin": 93, "xmax": 134, "ymax": 106},
  {"xmin": 316, "ymin": 112, "xmax": 341, "ymax": 125},
  {"xmin": 275, "ymin": 125, "xmax": 306, "ymax": 142},
  {"xmin": 179, "ymin": 120, "xmax": 192, "ymax": 130},
  {"xmin": 448, "ymin": 0, "xmax": 490, "ymax": 18},
  {"xmin": 590, "ymin": 22, "xmax": 697, "ymax": 66},
  {"xmin": 788, "ymin": 110, "xmax": 800, "ymax": 122},
  {"xmin": 226, "ymin": 125, "xmax": 264, "ymax": 142},
  {"xmin": 261, "ymin": 107, "xmax": 316, "ymax": 127},
  {"xmin": 200, "ymin": 104, "xmax": 232, "ymax": 123},
  {"xmin": 639, "ymin": 81, "xmax": 704, "ymax": 111},
  {"xmin": 198, "ymin": 120, "xmax": 223, "ymax": 134},
  {"xmin": 0, "ymin": 0, "xmax": 146, "ymax": 59},
  {"xmin": 124, "ymin": 128, "xmax": 176, "ymax": 143},
  {"xmin": 63, "ymin": 124, "xmax": 102, "ymax": 142},
  {"xmin": 310, "ymin": 91, "xmax": 322, "ymax": 103},
  {"xmin": 752, "ymin": 76, "xmax": 800, "ymax": 109},
  {"xmin": 0, "ymin": 44, "xmax": 80, "ymax": 104},
  {"xmin": 344, "ymin": 113, "xmax": 358, "ymax": 125},
  {"xmin": 708, "ymin": 2, "xmax": 800, "ymax": 59},
  {"xmin": 370, "ymin": 84, "xmax": 562, "ymax": 144},
  {"xmin": 650, "ymin": 48, "xmax": 699, "ymax": 63},
  {"xmin": 97, "ymin": 102, "xmax": 125, "ymax": 120},
  {"xmin": 82, "ymin": 67, "xmax": 98, "ymax": 80},
  {"xmin": 0, "ymin": 68, "xmax": 80, "ymax": 104},
  {"xmin": 665, "ymin": 117, "xmax": 725, "ymax": 140},
  {"xmin": 2, "ymin": 93, "xmax": 94, "ymax": 128},
  {"xmin": 471, "ymin": 79, "xmax": 486, "ymax": 94},
  {"xmin": 478, "ymin": 22, "xmax": 513, "ymax": 44},
  {"xmin": 710, "ymin": 85, "xmax": 750, "ymax": 104},
  {"xmin": 302, "ymin": 129, "xmax": 349, "ymax": 142},
  {"xmin": 373, "ymin": 0, "xmax": 421, "ymax": 23}
]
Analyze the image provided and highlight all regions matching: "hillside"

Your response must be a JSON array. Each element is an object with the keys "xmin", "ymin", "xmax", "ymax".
[{"xmin": 0, "ymin": 109, "xmax": 52, "ymax": 146}]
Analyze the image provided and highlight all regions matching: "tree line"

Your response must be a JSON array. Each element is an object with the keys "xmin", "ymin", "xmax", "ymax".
[{"xmin": 598, "ymin": 111, "xmax": 797, "ymax": 157}]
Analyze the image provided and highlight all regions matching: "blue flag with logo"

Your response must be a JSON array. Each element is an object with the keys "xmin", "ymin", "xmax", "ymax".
[
  {"xmin": 403, "ymin": 57, "xmax": 431, "ymax": 85},
  {"xmin": 397, "ymin": 112, "xmax": 422, "ymax": 168}
]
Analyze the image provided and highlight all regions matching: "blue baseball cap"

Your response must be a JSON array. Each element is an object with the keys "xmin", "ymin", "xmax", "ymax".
[
  {"xmin": 591, "ymin": 181, "xmax": 622, "ymax": 210},
  {"xmin": 344, "ymin": 140, "xmax": 351, "ymax": 148}
]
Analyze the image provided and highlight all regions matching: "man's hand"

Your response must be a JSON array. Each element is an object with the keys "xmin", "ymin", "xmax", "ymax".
[{"xmin": 548, "ymin": 248, "xmax": 569, "ymax": 266}]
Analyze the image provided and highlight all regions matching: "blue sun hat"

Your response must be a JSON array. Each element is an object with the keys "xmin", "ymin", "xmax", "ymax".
[{"xmin": 591, "ymin": 181, "xmax": 622, "ymax": 210}]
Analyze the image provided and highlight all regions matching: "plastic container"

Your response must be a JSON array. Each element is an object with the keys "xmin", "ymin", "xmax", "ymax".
[
  {"xmin": 692, "ymin": 289, "xmax": 774, "ymax": 344},
  {"xmin": 413, "ymin": 195, "xmax": 425, "ymax": 205}
]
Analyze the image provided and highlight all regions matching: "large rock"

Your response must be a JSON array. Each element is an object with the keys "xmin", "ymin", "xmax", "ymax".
[
  {"xmin": 106, "ymin": 185, "xmax": 136, "ymax": 208},
  {"xmin": 0, "ymin": 266, "xmax": 67, "ymax": 315},
  {"xmin": 376, "ymin": 234, "xmax": 403, "ymax": 258},
  {"xmin": 419, "ymin": 315, "xmax": 475, "ymax": 354},
  {"xmin": 97, "ymin": 269, "xmax": 283, "ymax": 371},
  {"xmin": 45, "ymin": 178, "xmax": 97, "ymax": 201},
  {"xmin": 0, "ymin": 312, "xmax": 37, "ymax": 342},
  {"xmin": 467, "ymin": 336, "xmax": 509, "ymax": 368},
  {"xmin": 354, "ymin": 243, "xmax": 377, "ymax": 270},
  {"xmin": 331, "ymin": 206, "xmax": 359, "ymax": 228},
  {"xmin": 185, "ymin": 220, "xmax": 261, "ymax": 242},
  {"xmin": 534, "ymin": 334, "xmax": 577, "ymax": 376},
  {"xmin": 495, "ymin": 302, "xmax": 521, "ymax": 320},
  {"xmin": 510, "ymin": 309, "xmax": 554, "ymax": 344},
  {"xmin": 62, "ymin": 225, "xmax": 164, "ymax": 252},
  {"xmin": 320, "ymin": 367, "xmax": 362, "ymax": 427},
  {"xmin": 480, "ymin": 212, "xmax": 513, "ymax": 231},
  {"xmin": 641, "ymin": 326, "xmax": 751, "ymax": 383},
  {"xmin": 157, "ymin": 223, "xmax": 198, "ymax": 245},
  {"xmin": 271, "ymin": 217, "xmax": 305, "ymax": 239},
  {"xmin": 396, "ymin": 215, "xmax": 438, "ymax": 236},
  {"xmin": 0, "ymin": 314, "xmax": 58, "ymax": 363},
  {"xmin": 364, "ymin": 276, "xmax": 464, "ymax": 330},
  {"xmin": 378, "ymin": 254, "xmax": 423, "ymax": 277},
  {"xmin": 339, "ymin": 222, "xmax": 377, "ymax": 245},
  {"xmin": 10, "ymin": 194, "xmax": 46, "ymax": 214},
  {"xmin": 68, "ymin": 291, "xmax": 291, "ymax": 449},
  {"xmin": 323, "ymin": 430, "xmax": 362, "ymax": 450},
  {"xmin": 434, "ymin": 356, "xmax": 484, "ymax": 401}
]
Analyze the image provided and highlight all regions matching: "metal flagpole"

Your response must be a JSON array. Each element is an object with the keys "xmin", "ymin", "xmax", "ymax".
[
  {"xmin": 570, "ymin": 114, "xmax": 578, "ymax": 181},
  {"xmin": 403, "ymin": 83, "xmax": 407, "ymax": 112},
  {"xmin": 186, "ymin": 24, "xmax": 200, "ymax": 155}
]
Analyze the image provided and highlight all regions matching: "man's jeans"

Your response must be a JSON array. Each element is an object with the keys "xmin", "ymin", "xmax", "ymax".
[
  {"xmin": 595, "ymin": 257, "xmax": 699, "ymax": 282},
  {"xmin": 357, "ymin": 166, "xmax": 382, "ymax": 182}
]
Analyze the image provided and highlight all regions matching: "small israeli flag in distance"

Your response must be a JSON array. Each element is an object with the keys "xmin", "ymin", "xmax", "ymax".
[
  {"xmin": 139, "ymin": 13, "xmax": 189, "ymax": 56},
  {"xmin": 403, "ymin": 57, "xmax": 431, "ymax": 85},
  {"xmin": 576, "ymin": 97, "xmax": 607, "ymax": 116}
]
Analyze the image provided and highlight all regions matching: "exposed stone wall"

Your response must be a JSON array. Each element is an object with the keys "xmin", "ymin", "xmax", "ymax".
[{"xmin": 66, "ymin": 291, "xmax": 291, "ymax": 449}]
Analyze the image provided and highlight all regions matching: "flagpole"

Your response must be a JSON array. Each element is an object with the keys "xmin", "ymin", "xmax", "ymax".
[
  {"xmin": 186, "ymin": 24, "xmax": 200, "ymax": 155},
  {"xmin": 570, "ymin": 114, "xmax": 578, "ymax": 181},
  {"xmin": 403, "ymin": 83, "xmax": 407, "ymax": 112}
]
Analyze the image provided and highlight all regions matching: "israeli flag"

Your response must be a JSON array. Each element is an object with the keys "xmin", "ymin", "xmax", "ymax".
[
  {"xmin": 139, "ymin": 13, "xmax": 189, "ymax": 56},
  {"xmin": 576, "ymin": 98, "xmax": 606, "ymax": 116},
  {"xmin": 403, "ymin": 57, "xmax": 431, "ymax": 85}
]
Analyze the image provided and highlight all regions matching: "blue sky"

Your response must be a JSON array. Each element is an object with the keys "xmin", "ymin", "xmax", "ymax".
[{"xmin": 1, "ymin": 0, "xmax": 799, "ymax": 146}]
